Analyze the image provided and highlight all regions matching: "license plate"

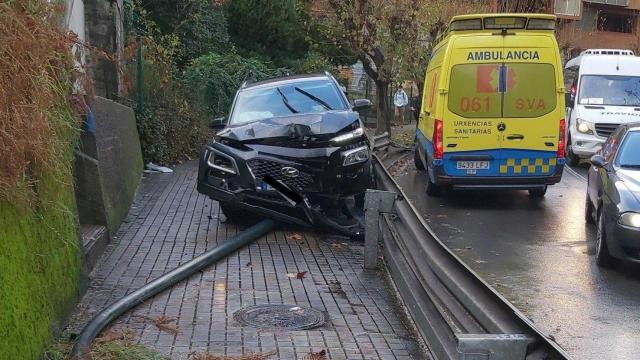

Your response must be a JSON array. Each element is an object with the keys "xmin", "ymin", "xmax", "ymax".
[
  {"xmin": 258, "ymin": 181, "xmax": 274, "ymax": 191},
  {"xmin": 456, "ymin": 161, "xmax": 490, "ymax": 170}
]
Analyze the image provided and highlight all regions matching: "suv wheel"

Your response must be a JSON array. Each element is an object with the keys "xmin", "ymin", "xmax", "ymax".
[
  {"xmin": 220, "ymin": 202, "xmax": 255, "ymax": 224},
  {"xmin": 585, "ymin": 194, "xmax": 595, "ymax": 224},
  {"xmin": 596, "ymin": 209, "xmax": 618, "ymax": 268},
  {"xmin": 566, "ymin": 136, "xmax": 580, "ymax": 167}
]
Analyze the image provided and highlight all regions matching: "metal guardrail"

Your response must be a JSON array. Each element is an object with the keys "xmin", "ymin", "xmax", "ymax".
[
  {"xmin": 365, "ymin": 155, "xmax": 570, "ymax": 360},
  {"xmin": 372, "ymin": 132, "xmax": 391, "ymax": 153}
]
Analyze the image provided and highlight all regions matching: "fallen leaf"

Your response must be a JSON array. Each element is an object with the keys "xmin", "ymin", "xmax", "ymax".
[
  {"xmin": 189, "ymin": 351, "xmax": 276, "ymax": 360},
  {"xmin": 287, "ymin": 233, "xmax": 303, "ymax": 241},
  {"xmin": 304, "ymin": 349, "xmax": 327, "ymax": 360},
  {"xmin": 288, "ymin": 271, "xmax": 307, "ymax": 279},
  {"xmin": 330, "ymin": 243, "xmax": 342, "ymax": 250},
  {"xmin": 246, "ymin": 262, "xmax": 252, "ymax": 267},
  {"xmin": 136, "ymin": 314, "xmax": 180, "ymax": 335},
  {"xmin": 96, "ymin": 327, "xmax": 135, "ymax": 343}
]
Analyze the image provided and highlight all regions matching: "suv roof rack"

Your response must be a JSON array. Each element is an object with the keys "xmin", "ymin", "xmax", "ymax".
[{"xmin": 581, "ymin": 49, "xmax": 635, "ymax": 56}]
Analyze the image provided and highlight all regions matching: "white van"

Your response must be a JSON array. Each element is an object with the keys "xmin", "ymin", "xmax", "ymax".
[{"xmin": 565, "ymin": 49, "xmax": 640, "ymax": 166}]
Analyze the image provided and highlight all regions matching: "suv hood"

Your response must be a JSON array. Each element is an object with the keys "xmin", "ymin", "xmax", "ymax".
[
  {"xmin": 218, "ymin": 111, "xmax": 359, "ymax": 143},
  {"xmin": 618, "ymin": 169, "xmax": 640, "ymax": 205},
  {"xmin": 575, "ymin": 105, "xmax": 640, "ymax": 124}
]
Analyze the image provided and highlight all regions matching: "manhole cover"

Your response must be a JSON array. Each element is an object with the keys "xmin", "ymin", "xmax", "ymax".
[{"xmin": 233, "ymin": 304, "xmax": 326, "ymax": 330}]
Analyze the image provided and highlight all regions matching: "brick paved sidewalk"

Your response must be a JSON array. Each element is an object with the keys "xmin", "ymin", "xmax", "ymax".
[{"xmin": 70, "ymin": 162, "xmax": 426, "ymax": 360}]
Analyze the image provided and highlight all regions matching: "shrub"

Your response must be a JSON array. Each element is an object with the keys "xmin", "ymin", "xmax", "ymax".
[
  {"xmin": 126, "ymin": 36, "xmax": 210, "ymax": 164},
  {"xmin": 0, "ymin": 1, "xmax": 80, "ymax": 204},
  {"xmin": 184, "ymin": 52, "xmax": 289, "ymax": 118},
  {"xmin": 0, "ymin": 2, "xmax": 83, "ymax": 359}
]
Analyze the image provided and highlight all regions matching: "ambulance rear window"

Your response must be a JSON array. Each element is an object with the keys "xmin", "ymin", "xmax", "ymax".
[
  {"xmin": 448, "ymin": 63, "xmax": 557, "ymax": 118},
  {"xmin": 448, "ymin": 64, "xmax": 502, "ymax": 118},
  {"xmin": 504, "ymin": 63, "xmax": 556, "ymax": 118}
]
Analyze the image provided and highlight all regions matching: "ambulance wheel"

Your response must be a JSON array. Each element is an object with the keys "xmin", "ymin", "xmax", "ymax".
[
  {"xmin": 566, "ymin": 137, "xmax": 580, "ymax": 167},
  {"xmin": 528, "ymin": 186, "xmax": 547, "ymax": 198},
  {"xmin": 414, "ymin": 143, "xmax": 425, "ymax": 171},
  {"xmin": 426, "ymin": 168, "xmax": 441, "ymax": 196}
]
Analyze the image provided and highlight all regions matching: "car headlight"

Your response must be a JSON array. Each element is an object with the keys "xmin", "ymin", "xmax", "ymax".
[
  {"xmin": 330, "ymin": 127, "xmax": 364, "ymax": 144},
  {"xmin": 576, "ymin": 118, "xmax": 594, "ymax": 135},
  {"xmin": 619, "ymin": 212, "xmax": 640, "ymax": 228},
  {"xmin": 207, "ymin": 149, "xmax": 238, "ymax": 175},
  {"xmin": 342, "ymin": 146, "xmax": 369, "ymax": 166}
]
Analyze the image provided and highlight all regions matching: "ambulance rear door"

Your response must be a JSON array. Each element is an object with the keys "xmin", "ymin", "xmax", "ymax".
[{"xmin": 499, "ymin": 34, "xmax": 561, "ymax": 178}]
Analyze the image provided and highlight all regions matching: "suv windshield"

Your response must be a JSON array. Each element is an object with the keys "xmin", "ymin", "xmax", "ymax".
[
  {"xmin": 230, "ymin": 80, "xmax": 348, "ymax": 125},
  {"xmin": 617, "ymin": 131, "xmax": 640, "ymax": 167},
  {"xmin": 579, "ymin": 75, "xmax": 640, "ymax": 107}
]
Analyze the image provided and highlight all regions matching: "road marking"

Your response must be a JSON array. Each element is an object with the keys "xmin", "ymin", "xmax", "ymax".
[{"xmin": 565, "ymin": 165, "xmax": 587, "ymax": 182}]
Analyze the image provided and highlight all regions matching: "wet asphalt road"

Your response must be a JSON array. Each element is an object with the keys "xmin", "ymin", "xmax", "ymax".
[{"xmin": 393, "ymin": 157, "xmax": 640, "ymax": 360}]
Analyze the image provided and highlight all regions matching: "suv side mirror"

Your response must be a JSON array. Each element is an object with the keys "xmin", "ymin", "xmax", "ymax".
[
  {"xmin": 590, "ymin": 154, "xmax": 607, "ymax": 168},
  {"xmin": 209, "ymin": 116, "xmax": 227, "ymax": 130},
  {"xmin": 565, "ymin": 92, "xmax": 574, "ymax": 109},
  {"xmin": 353, "ymin": 99, "xmax": 372, "ymax": 112}
]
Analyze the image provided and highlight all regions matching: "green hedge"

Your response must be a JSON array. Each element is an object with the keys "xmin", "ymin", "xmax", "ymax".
[{"xmin": 0, "ymin": 173, "xmax": 83, "ymax": 359}]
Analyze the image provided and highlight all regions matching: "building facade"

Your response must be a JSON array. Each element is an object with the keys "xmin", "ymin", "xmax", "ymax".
[{"xmin": 554, "ymin": 0, "xmax": 640, "ymax": 53}]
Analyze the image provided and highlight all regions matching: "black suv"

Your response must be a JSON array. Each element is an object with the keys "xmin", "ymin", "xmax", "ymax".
[{"xmin": 197, "ymin": 73, "xmax": 373, "ymax": 233}]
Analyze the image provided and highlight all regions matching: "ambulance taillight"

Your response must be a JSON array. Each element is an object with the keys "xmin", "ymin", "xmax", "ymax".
[
  {"xmin": 434, "ymin": 119, "xmax": 444, "ymax": 160},
  {"xmin": 558, "ymin": 119, "xmax": 566, "ymax": 159}
]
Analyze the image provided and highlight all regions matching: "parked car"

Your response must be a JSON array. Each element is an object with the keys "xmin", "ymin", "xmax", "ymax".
[
  {"xmin": 564, "ymin": 49, "xmax": 640, "ymax": 166},
  {"xmin": 586, "ymin": 122, "xmax": 640, "ymax": 267},
  {"xmin": 196, "ymin": 73, "xmax": 373, "ymax": 235}
]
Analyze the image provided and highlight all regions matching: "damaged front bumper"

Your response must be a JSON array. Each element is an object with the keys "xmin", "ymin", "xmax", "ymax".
[{"xmin": 196, "ymin": 141, "xmax": 372, "ymax": 237}]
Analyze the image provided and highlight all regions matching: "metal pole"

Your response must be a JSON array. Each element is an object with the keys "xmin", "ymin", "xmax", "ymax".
[
  {"xmin": 136, "ymin": 34, "xmax": 143, "ymax": 114},
  {"xmin": 72, "ymin": 219, "xmax": 277, "ymax": 359}
]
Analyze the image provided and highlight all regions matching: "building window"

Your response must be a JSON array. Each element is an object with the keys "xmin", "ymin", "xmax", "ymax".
[
  {"xmin": 555, "ymin": 0, "xmax": 581, "ymax": 17},
  {"xmin": 587, "ymin": 0, "xmax": 629, "ymax": 6},
  {"xmin": 597, "ymin": 12, "xmax": 636, "ymax": 33}
]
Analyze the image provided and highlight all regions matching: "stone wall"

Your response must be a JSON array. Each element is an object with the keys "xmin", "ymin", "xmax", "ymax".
[{"xmin": 84, "ymin": 0, "xmax": 124, "ymax": 99}]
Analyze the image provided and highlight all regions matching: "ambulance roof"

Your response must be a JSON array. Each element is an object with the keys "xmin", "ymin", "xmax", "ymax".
[{"xmin": 450, "ymin": 13, "xmax": 556, "ymax": 24}]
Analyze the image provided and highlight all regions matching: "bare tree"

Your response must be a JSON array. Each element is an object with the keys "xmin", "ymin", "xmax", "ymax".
[
  {"xmin": 496, "ymin": 0, "xmax": 551, "ymax": 13},
  {"xmin": 317, "ymin": 0, "xmax": 422, "ymax": 134}
]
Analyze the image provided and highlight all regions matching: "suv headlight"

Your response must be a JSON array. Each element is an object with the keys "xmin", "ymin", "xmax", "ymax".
[
  {"xmin": 342, "ymin": 146, "xmax": 369, "ymax": 166},
  {"xmin": 619, "ymin": 212, "xmax": 640, "ymax": 228},
  {"xmin": 576, "ymin": 118, "xmax": 594, "ymax": 135},
  {"xmin": 207, "ymin": 149, "xmax": 238, "ymax": 175},
  {"xmin": 330, "ymin": 127, "xmax": 364, "ymax": 144}
]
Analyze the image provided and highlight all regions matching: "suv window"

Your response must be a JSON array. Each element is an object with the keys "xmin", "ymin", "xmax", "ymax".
[
  {"xmin": 448, "ymin": 63, "xmax": 557, "ymax": 118},
  {"xmin": 230, "ymin": 80, "xmax": 348, "ymax": 125},
  {"xmin": 616, "ymin": 131, "xmax": 640, "ymax": 167}
]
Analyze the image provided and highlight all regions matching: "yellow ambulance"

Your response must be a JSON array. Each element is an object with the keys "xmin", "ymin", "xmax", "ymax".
[{"xmin": 414, "ymin": 14, "xmax": 566, "ymax": 198}]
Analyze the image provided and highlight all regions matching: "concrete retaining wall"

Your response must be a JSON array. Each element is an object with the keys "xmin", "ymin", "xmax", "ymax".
[{"xmin": 75, "ymin": 96, "xmax": 143, "ymax": 236}]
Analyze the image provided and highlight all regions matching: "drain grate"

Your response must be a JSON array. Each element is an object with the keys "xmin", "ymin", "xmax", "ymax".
[{"xmin": 233, "ymin": 304, "xmax": 326, "ymax": 331}]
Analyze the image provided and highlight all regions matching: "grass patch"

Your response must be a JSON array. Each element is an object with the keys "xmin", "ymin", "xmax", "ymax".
[{"xmin": 44, "ymin": 328, "xmax": 168, "ymax": 360}]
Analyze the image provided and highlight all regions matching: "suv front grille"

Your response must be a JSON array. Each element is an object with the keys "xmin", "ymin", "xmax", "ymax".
[
  {"xmin": 595, "ymin": 123, "xmax": 620, "ymax": 138},
  {"xmin": 247, "ymin": 159, "xmax": 315, "ymax": 191}
]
